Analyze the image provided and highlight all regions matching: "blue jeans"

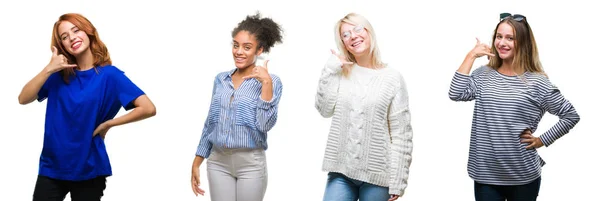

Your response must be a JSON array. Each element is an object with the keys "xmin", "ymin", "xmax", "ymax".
[
  {"xmin": 474, "ymin": 177, "xmax": 541, "ymax": 201},
  {"xmin": 323, "ymin": 172, "xmax": 390, "ymax": 201}
]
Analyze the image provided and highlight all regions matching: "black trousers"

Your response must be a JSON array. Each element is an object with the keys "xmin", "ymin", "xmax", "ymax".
[{"xmin": 32, "ymin": 175, "xmax": 107, "ymax": 201}]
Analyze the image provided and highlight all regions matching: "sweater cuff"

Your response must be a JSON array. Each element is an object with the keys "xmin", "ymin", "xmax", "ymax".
[
  {"xmin": 389, "ymin": 188, "xmax": 405, "ymax": 197},
  {"xmin": 539, "ymin": 133, "xmax": 554, "ymax": 147},
  {"xmin": 325, "ymin": 55, "xmax": 344, "ymax": 73}
]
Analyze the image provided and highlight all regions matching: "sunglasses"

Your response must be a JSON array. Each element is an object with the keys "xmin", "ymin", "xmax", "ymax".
[{"xmin": 500, "ymin": 13, "xmax": 526, "ymax": 21}]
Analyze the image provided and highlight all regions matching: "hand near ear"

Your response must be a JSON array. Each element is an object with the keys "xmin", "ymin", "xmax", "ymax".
[
  {"xmin": 45, "ymin": 46, "xmax": 77, "ymax": 74},
  {"xmin": 330, "ymin": 49, "xmax": 354, "ymax": 68},
  {"xmin": 243, "ymin": 60, "xmax": 272, "ymax": 84}
]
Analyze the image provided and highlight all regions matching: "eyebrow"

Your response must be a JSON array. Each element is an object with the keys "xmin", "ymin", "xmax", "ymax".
[{"xmin": 232, "ymin": 40, "xmax": 254, "ymax": 45}]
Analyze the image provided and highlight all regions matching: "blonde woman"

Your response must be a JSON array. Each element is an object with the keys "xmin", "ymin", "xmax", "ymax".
[
  {"xmin": 449, "ymin": 13, "xmax": 580, "ymax": 201},
  {"xmin": 315, "ymin": 13, "xmax": 413, "ymax": 201}
]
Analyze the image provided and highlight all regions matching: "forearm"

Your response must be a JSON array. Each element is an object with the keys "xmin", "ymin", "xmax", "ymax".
[
  {"xmin": 457, "ymin": 53, "xmax": 477, "ymax": 75},
  {"xmin": 260, "ymin": 79, "xmax": 273, "ymax": 102},
  {"xmin": 105, "ymin": 101, "xmax": 156, "ymax": 128},
  {"xmin": 18, "ymin": 69, "xmax": 52, "ymax": 104},
  {"xmin": 315, "ymin": 56, "xmax": 343, "ymax": 117},
  {"xmin": 540, "ymin": 109, "xmax": 580, "ymax": 146},
  {"xmin": 192, "ymin": 155, "xmax": 205, "ymax": 169},
  {"xmin": 389, "ymin": 110, "xmax": 413, "ymax": 196}
]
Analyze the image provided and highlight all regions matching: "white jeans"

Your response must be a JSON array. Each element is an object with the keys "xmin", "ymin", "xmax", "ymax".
[{"xmin": 207, "ymin": 148, "xmax": 268, "ymax": 201}]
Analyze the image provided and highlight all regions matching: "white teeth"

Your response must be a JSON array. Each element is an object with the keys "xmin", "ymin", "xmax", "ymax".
[{"xmin": 352, "ymin": 41, "xmax": 362, "ymax": 47}]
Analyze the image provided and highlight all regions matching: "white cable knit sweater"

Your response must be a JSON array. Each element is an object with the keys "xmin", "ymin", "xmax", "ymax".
[{"xmin": 315, "ymin": 55, "xmax": 413, "ymax": 196}]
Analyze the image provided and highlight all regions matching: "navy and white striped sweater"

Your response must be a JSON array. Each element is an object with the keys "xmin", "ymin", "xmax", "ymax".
[{"xmin": 449, "ymin": 65, "xmax": 579, "ymax": 185}]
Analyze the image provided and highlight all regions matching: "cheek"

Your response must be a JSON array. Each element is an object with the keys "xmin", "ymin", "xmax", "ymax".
[{"xmin": 61, "ymin": 40, "xmax": 70, "ymax": 49}]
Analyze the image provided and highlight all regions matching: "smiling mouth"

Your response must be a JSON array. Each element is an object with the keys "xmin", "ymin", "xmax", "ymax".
[
  {"xmin": 71, "ymin": 41, "xmax": 82, "ymax": 50},
  {"xmin": 235, "ymin": 57, "xmax": 246, "ymax": 62},
  {"xmin": 351, "ymin": 40, "xmax": 363, "ymax": 47}
]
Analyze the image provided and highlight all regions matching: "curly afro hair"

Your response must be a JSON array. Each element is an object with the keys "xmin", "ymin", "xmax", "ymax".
[{"xmin": 231, "ymin": 12, "xmax": 283, "ymax": 53}]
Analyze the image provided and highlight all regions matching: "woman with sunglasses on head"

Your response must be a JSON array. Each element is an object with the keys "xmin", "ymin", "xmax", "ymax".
[
  {"xmin": 448, "ymin": 13, "xmax": 580, "ymax": 201},
  {"xmin": 190, "ymin": 12, "xmax": 283, "ymax": 201},
  {"xmin": 17, "ymin": 13, "xmax": 157, "ymax": 201},
  {"xmin": 315, "ymin": 13, "xmax": 413, "ymax": 201}
]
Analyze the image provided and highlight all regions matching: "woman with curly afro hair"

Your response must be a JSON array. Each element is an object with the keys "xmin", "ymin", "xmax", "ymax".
[{"xmin": 190, "ymin": 12, "xmax": 284, "ymax": 201}]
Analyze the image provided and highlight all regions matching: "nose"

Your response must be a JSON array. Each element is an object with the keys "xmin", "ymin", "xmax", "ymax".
[
  {"xmin": 235, "ymin": 47, "xmax": 244, "ymax": 55},
  {"xmin": 499, "ymin": 38, "xmax": 508, "ymax": 47},
  {"xmin": 350, "ymin": 31, "xmax": 358, "ymax": 40},
  {"xmin": 69, "ymin": 32, "xmax": 77, "ymax": 41}
]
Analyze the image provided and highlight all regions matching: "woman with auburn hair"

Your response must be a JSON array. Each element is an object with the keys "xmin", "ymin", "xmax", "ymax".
[
  {"xmin": 190, "ymin": 12, "xmax": 283, "ymax": 201},
  {"xmin": 18, "ymin": 13, "xmax": 156, "ymax": 201},
  {"xmin": 315, "ymin": 13, "xmax": 413, "ymax": 201},
  {"xmin": 449, "ymin": 13, "xmax": 580, "ymax": 201}
]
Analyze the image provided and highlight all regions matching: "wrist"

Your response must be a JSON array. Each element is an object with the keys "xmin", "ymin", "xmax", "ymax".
[
  {"xmin": 42, "ymin": 65, "xmax": 55, "ymax": 75},
  {"xmin": 466, "ymin": 52, "xmax": 477, "ymax": 61},
  {"xmin": 104, "ymin": 119, "xmax": 117, "ymax": 128},
  {"xmin": 261, "ymin": 79, "xmax": 272, "ymax": 85}
]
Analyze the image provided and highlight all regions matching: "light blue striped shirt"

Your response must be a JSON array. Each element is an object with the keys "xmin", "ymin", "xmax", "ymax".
[{"xmin": 196, "ymin": 69, "xmax": 282, "ymax": 158}]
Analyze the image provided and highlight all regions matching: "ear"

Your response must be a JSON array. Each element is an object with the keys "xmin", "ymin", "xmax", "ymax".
[{"xmin": 256, "ymin": 46, "xmax": 264, "ymax": 56}]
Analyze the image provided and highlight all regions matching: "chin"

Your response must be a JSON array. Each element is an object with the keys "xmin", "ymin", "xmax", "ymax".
[{"xmin": 235, "ymin": 63, "xmax": 250, "ymax": 69}]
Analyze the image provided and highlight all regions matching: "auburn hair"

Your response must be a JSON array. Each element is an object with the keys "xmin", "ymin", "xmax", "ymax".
[{"xmin": 51, "ymin": 13, "xmax": 111, "ymax": 83}]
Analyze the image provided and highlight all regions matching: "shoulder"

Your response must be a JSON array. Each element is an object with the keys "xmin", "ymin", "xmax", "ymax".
[
  {"xmin": 215, "ymin": 70, "xmax": 231, "ymax": 81},
  {"xmin": 97, "ymin": 65, "xmax": 125, "ymax": 76},
  {"xmin": 526, "ymin": 72, "xmax": 556, "ymax": 90},
  {"xmin": 381, "ymin": 66, "xmax": 406, "ymax": 85},
  {"xmin": 472, "ymin": 65, "xmax": 492, "ymax": 76}
]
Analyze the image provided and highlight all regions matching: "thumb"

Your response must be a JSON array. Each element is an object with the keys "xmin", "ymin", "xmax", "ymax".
[
  {"xmin": 330, "ymin": 49, "xmax": 338, "ymax": 55},
  {"xmin": 263, "ymin": 60, "xmax": 269, "ymax": 68},
  {"xmin": 475, "ymin": 37, "xmax": 481, "ymax": 45},
  {"xmin": 52, "ymin": 46, "xmax": 58, "ymax": 56}
]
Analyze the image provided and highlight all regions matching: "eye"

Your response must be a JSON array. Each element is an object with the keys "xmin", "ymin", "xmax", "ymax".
[
  {"xmin": 233, "ymin": 44, "xmax": 239, "ymax": 48},
  {"xmin": 244, "ymin": 46, "xmax": 251, "ymax": 51},
  {"xmin": 507, "ymin": 37, "xmax": 514, "ymax": 41},
  {"xmin": 354, "ymin": 26, "xmax": 364, "ymax": 33},
  {"xmin": 342, "ymin": 32, "xmax": 350, "ymax": 39}
]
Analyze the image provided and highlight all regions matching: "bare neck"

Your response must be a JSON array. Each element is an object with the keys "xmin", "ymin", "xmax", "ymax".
[
  {"xmin": 76, "ymin": 48, "xmax": 95, "ymax": 71},
  {"xmin": 498, "ymin": 58, "xmax": 517, "ymax": 76},
  {"xmin": 354, "ymin": 53, "xmax": 374, "ymax": 68},
  {"xmin": 233, "ymin": 64, "xmax": 255, "ymax": 78}
]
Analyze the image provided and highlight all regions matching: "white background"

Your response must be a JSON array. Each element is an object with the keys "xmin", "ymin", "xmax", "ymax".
[{"xmin": 1, "ymin": 0, "xmax": 598, "ymax": 200}]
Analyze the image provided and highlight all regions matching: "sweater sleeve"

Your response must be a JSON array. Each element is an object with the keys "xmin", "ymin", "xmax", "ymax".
[
  {"xmin": 448, "ymin": 70, "xmax": 478, "ymax": 102},
  {"xmin": 315, "ymin": 55, "xmax": 344, "ymax": 118},
  {"xmin": 388, "ymin": 75, "xmax": 413, "ymax": 196},
  {"xmin": 539, "ymin": 83, "xmax": 580, "ymax": 146}
]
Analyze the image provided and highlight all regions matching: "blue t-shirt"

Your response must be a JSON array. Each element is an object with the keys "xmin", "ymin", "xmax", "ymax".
[{"xmin": 36, "ymin": 65, "xmax": 145, "ymax": 181}]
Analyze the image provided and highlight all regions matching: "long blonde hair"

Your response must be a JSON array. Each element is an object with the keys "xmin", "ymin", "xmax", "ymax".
[
  {"xmin": 488, "ymin": 16, "xmax": 545, "ymax": 76},
  {"xmin": 334, "ymin": 13, "xmax": 385, "ymax": 77}
]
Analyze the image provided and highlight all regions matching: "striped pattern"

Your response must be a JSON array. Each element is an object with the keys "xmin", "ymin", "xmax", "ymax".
[
  {"xmin": 315, "ymin": 55, "xmax": 413, "ymax": 196},
  {"xmin": 449, "ymin": 66, "xmax": 580, "ymax": 185},
  {"xmin": 196, "ymin": 69, "xmax": 283, "ymax": 158}
]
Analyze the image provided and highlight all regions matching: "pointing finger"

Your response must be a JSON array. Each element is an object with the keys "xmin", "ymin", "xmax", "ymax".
[
  {"xmin": 476, "ymin": 38, "xmax": 481, "ymax": 45},
  {"xmin": 263, "ymin": 60, "xmax": 269, "ymax": 68}
]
